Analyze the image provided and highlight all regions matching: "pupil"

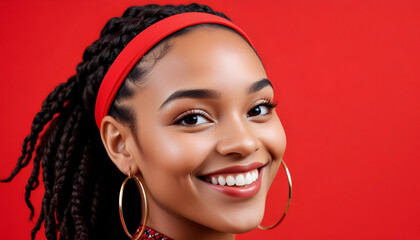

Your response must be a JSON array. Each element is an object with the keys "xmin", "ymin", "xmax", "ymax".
[
  {"xmin": 184, "ymin": 115, "xmax": 198, "ymax": 125},
  {"xmin": 249, "ymin": 106, "xmax": 261, "ymax": 116}
]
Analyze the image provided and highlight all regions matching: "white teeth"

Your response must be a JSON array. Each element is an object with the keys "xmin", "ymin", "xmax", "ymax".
[
  {"xmin": 226, "ymin": 176, "xmax": 235, "ymax": 186},
  {"xmin": 252, "ymin": 171, "xmax": 258, "ymax": 181},
  {"xmin": 245, "ymin": 172, "xmax": 253, "ymax": 185},
  {"xmin": 235, "ymin": 174, "xmax": 245, "ymax": 186},
  {"xmin": 206, "ymin": 169, "xmax": 259, "ymax": 187},
  {"xmin": 211, "ymin": 177, "xmax": 218, "ymax": 185},
  {"xmin": 218, "ymin": 176, "xmax": 226, "ymax": 186}
]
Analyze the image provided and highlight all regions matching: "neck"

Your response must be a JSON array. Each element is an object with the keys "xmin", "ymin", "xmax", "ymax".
[{"xmin": 144, "ymin": 200, "xmax": 236, "ymax": 240}]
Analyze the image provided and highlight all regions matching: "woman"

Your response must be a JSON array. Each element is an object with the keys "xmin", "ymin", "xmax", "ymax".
[{"xmin": 1, "ymin": 3, "xmax": 291, "ymax": 240}]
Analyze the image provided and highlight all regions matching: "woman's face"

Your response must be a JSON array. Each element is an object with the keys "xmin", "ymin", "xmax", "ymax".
[{"xmin": 126, "ymin": 26, "xmax": 286, "ymax": 235}]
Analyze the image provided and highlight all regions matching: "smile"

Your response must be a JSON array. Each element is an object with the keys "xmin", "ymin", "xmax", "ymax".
[
  {"xmin": 203, "ymin": 169, "xmax": 259, "ymax": 187},
  {"xmin": 198, "ymin": 162, "xmax": 265, "ymax": 198}
]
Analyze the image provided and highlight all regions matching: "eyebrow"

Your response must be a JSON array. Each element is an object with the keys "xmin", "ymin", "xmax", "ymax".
[
  {"xmin": 159, "ymin": 89, "xmax": 221, "ymax": 109},
  {"xmin": 246, "ymin": 78, "xmax": 273, "ymax": 94},
  {"xmin": 159, "ymin": 78, "xmax": 273, "ymax": 109}
]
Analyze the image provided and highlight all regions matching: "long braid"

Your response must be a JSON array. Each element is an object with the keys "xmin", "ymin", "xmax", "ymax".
[
  {"xmin": 1, "ymin": 4, "xmax": 231, "ymax": 239},
  {"xmin": 70, "ymin": 143, "xmax": 91, "ymax": 240},
  {"xmin": 24, "ymin": 142, "xmax": 44, "ymax": 220},
  {"xmin": 31, "ymin": 207, "xmax": 45, "ymax": 239},
  {"xmin": 30, "ymin": 111, "xmax": 64, "ymax": 239},
  {"xmin": 58, "ymin": 200, "xmax": 73, "ymax": 240},
  {"xmin": 50, "ymin": 105, "xmax": 82, "ymax": 219},
  {"xmin": 43, "ymin": 120, "xmax": 61, "ymax": 240}
]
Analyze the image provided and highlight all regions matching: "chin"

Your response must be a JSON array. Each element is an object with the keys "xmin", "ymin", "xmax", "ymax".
[
  {"xmin": 223, "ymin": 216, "xmax": 263, "ymax": 234},
  {"xmin": 214, "ymin": 203, "xmax": 266, "ymax": 234}
]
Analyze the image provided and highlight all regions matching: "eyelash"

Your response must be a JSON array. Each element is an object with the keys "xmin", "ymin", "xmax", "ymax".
[
  {"xmin": 173, "ymin": 109, "xmax": 212, "ymax": 127},
  {"xmin": 256, "ymin": 98, "xmax": 278, "ymax": 110},
  {"xmin": 247, "ymin": 99, "xmax": 278, "ymax": 118},
  {"xmin": 173, "ymin": 99, "xmax": 278, "ymax": 127}
]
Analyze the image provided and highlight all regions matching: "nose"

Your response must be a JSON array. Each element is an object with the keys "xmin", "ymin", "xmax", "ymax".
[{"xmin": 216, "ymin": 117, "xmax": 259, "ymax": 157}]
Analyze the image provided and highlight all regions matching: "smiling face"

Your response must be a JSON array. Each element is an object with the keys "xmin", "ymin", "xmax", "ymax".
[{"xmin": 124, "ymin": 26, "xmax": 286, "ymax": 238}]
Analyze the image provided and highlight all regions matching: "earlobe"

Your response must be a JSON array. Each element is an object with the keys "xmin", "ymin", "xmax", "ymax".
[{"xmin": 99, "ymin": 116, "xmax": 139, "ymax": 176}]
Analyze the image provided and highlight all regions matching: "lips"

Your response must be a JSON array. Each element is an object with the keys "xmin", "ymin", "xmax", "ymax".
[{"xmin": 198, "ymin": 162, "xmax": 264, "ymax": 198}]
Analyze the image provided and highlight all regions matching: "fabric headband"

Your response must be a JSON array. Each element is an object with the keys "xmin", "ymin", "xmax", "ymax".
[{"xmin": 94, "ymin": 12, "xmax": 254, "ymax": 129}]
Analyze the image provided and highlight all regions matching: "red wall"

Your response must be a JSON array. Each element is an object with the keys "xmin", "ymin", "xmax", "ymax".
[{"xmin": 1, "ymin": 0, "xmax": 419, "ymax": 239}]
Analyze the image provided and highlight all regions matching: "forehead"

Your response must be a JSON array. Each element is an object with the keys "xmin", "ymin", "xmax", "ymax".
[{"xmin": 137, "ymin": 27, "xmax": 267, "ymax": 100}]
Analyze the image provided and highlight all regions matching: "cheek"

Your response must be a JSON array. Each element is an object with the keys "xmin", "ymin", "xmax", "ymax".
[
  {"xmin": 135, "ymin": 122, "xmax": 215, "ymax": 191},
  {"xmin": 134, "ymin": 125, "xmax": 219, "ymax": 221},
  {"xmin": 258, "ymin": 115, "xmax": 287, "ymax": 185},
  {"xmin": 262, "ymin": 115, "xmax": 287, "ymax": 161},
  {"xmin": 140, "ymin": 129, "xmax": 214, "ymax": 173}
]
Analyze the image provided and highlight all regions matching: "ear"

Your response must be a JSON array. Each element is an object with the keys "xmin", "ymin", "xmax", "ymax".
[{"xmin": 99, "ymin": 115, "xmax": 140, "ymax": 176}]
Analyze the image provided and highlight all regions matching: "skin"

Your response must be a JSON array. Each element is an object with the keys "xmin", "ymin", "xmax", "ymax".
[{"xmin": 100, "ymin": 27, "xmax": 287, "ymax": 240}]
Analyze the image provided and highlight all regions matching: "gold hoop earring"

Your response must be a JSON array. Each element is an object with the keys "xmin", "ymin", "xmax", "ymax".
[
  {"xmin": 258, "ymin": 159, "xmax": 292, "ymax": 230},
  {"xmin": 119, "ymin": 172, "xmax": 149, "ymax": 240}
]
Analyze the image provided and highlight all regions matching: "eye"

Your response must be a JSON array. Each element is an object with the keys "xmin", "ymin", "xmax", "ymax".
[
  {"xmin": 173, "ymin": 110, "xmax": 213, "ymax": 127},
  {"xmin": 247, "ymin": 101, "xmax": 277, "ymax": 118}
]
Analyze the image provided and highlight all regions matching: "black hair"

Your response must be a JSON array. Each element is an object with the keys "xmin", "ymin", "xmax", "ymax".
[{"xmin": 0, "ymin": 3, "xmax": 255, "ymax": 240}]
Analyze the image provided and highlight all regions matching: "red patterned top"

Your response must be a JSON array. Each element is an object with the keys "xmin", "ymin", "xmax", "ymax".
[{"xmin": 133, "ymin": 226, "xmax": 173, "ymax": 240}]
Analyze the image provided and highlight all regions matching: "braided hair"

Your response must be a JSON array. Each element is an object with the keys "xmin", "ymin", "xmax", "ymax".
[{"xmin": 1, "ymin": 4, "xmax": 231, "ymax": 239}]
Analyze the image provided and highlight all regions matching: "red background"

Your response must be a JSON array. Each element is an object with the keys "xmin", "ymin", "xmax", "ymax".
[{"xmin": 1, "ymin": 0, "xmax": 419, "ymax": 239}]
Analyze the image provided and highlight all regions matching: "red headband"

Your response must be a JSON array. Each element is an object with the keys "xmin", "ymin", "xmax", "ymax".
[{"xmin": 94, "ymin": 12, "xmax": 254, "ymax": 129}]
